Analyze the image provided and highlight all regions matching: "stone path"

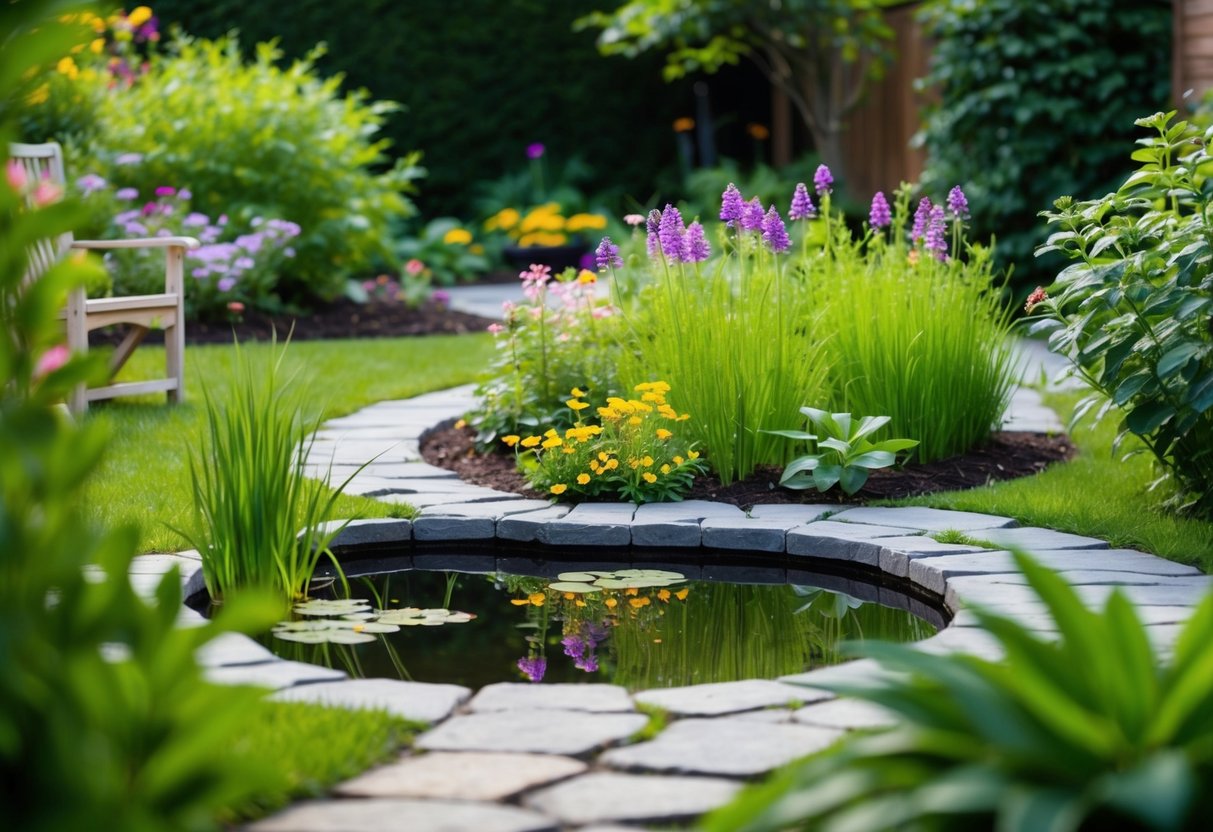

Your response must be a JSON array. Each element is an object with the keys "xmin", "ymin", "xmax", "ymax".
[{"xmin": 132, "ymin": 379, "xmax": 1210, "ymax": 832}]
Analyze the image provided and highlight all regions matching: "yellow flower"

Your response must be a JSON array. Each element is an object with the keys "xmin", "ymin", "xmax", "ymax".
[
  {"xmin": 443, "ymin": 227, "xmax": 473, "ymax": 245},
  {"xmin": 628, "ymin": 416, "xmax": 643, "ymax": 427},
  {"xmin": 673, "ymin": 117, "xmax": 695, "ymax": 133},
  {"xmin": 56, "ymin": 56, "xmax": 79, "ymax": 79},
  {"xmin": 598, "ymin": 452, "xmax": 610, "ymax": 462},
  {"xmin": 661, "ymin": 464, "xmax": 671, "ymax": 474},
  {"xmin": 625, "ymin": 587, "xmax": 640, "ymax": 596},
  {"xmin": 673, "ymin": 455, "xmax": 684, "ymax": 465},
  {"xmin": 657, "ymin": 589, "xmax": 671, "ymax": 602},
  {"xmin": 590, "ymin": 461, "xmax": 601, "ymax": 473},
  {"xmin": 26, "ymin": 84, "xmax": 49, "ymax": 106},
  {"xmin": 597, "ymin": 406, "xmax": 619, "ymax": 420},
  {"xmin": 455, "ymin": 418, "xmax": 467, "ymax": 429},
  {"xmin": 575, "ymin": 599, "xmax": 587, "ymax": 607},
  {"xmin": 605, "ymin": 598, "xmax": 618, "ymax": 609},
  {"xmin": 542, "ymin": 437, "xmax": 563, "ymax": 449},
  {"xmin": 629, "ymin": 597, "xmax": 651, "ymax": 608},
  {"xmin": 90, "ymin": 38, "xmax": 105, "ymax": 54},
  {"xmin": 485, "ymin": 208, "xmax": 520, "ymax": 231},
  {"xmin": 550, "ymin": 483, "xmax": 568, "ymax": 495},
  {"xmin": 747, "ymin": 122, "xmax": 771, "ymax": 140},
  {"xmin": 127, "ymin": 5, "xmax": 153, "ymax": 26},
  {"xmin": 577, "ymin": 269, "xmax": 597, "ymax": 284},
  {"xmin": 641, "ymin": 455, "xmax": 654, "ymax": 467},
  {"xmin": 521, "ymin": 436, "xmax": 542, "ymax": 448},
  {"xmin": 606, "ymin": 459, "xmax": 619, "ymax": 470},
  {"xmin": 642, "ymin": 472, "xmax": 657, "ymax": 484},
  {"xmin": 571, "ymin": 387, "xmax": 586, "ymax": 398},
  {"xmin": 577, "ymin": 473, "xmax": 591, "ymax": 485},
  {"xmin": 566, "ymin": 398, "xmax": 590, "ymax": 411},
  {"xmin": 561, "ymin": 446, "xmax": 575, "ymax": 454},
  {"xmin": 502, "ymin": 435, "xmax": 521, "ymax": 447},
  {"xmin": 566, "ymin": 213, "xmax": 608, "ymax": 232},
  {"xmin": 564, "ymin": 592, "xmax": 576, "ymax": 600},
  {"xmin": 510, "ymin": 598, "xmax": 529, "ymax": 606},
  {"xmin": 545, "ymin": 428, "xmax": 559, "ymax": 438},
  {"xmin": 529, "ymin": 592, "xmax": 546, "ymax": 606},
  {"xmin": 628, "ymin": 458, "xmax": 641, "ymax": 470},
  {"xmin": 656, "ymin": 428, "xmax": 673, "ymax": 440},
  {"xmin": 675, "ymin": 588, "xmax": 690, "ymax": 601},
  {"xmin": 688, "ymin": 450, "xmax": 700, "ymax": 460}
]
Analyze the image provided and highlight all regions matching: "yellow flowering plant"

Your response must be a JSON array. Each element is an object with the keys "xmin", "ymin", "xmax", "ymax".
[
  {"xmin": 395, "ymin": 216, "xmax": 490, "ymax": 287},
  {"xmin": 505, "ymin": 382, "xmax": 708, "ymax": 503}
]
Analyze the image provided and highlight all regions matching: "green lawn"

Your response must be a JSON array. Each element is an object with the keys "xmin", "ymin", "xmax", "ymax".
[
  {"xmin": 86, "ymin": 334, "xmax": 494, "ymax": 553},
  {"xmin": 902, "ymin": 390, "xmax": 1213, "ymax": 572}
]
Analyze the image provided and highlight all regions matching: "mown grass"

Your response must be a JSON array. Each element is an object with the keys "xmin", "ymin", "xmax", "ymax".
[
  {"xmin": 86, "ymin": 334, "xmax": 493, "ymax": 553},
  {"xmin": 899, "ymin": 390, "xmax": 1213, "ymax": 572},
  {"xmin": 221, "ymin": 699, "xmax": 419, "ymax": 823}
]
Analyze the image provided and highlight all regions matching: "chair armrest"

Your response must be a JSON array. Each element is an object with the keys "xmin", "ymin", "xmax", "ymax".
[{"xmin": 72, "ymin": 236, "xmax": 201, "ymax": 251}]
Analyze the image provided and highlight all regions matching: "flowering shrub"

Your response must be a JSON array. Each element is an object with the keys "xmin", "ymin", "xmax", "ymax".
[
  {"xmin": 468, "ymin": 263, "xmax": 623, "ymax": 446},
  {"xmin": 394, "ymin": 217, "xmax": 490, "ymax": 287},
  {"xmin": 506, "ymin": 383, "xmax": 707, "ymax": 503},
  {"xmin": 76, "ymin": 176, "xmax": 300, "ymax": 319}
]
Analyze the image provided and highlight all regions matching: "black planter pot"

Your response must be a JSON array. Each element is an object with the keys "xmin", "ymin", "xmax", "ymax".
[{"xmin": 502, "ymin": 243, "xmax": 589, "ymax": 274}]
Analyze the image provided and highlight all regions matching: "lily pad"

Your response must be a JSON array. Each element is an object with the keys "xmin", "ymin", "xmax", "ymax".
[
  {"xmin": 594, "ymin": 577, "xmax": 679, "ymax": 590},
  {"xmin": 375, "ymin": 607, "xmax": 476, "ymax": 626},
  {"xmin": 556, "ymin": 571, "xmax": 599, "ymax": 582},
  {"xmin": 273, "ymin": 629, "xmax": 377, "ymax": 645},
  {"xmin": 548, "ymin": 581, "xmax": 602, "ymax": 594},
  {"xmin": 612, "ymin": 569, "xmax": 687, "ymax": 581},
  {"xmin": 293, "ymin": 599, "xmax": 371, "ymax": 616}
]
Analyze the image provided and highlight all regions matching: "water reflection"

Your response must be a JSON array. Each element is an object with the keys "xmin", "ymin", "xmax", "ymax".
[{"xmin": 264, "ymin": 569, "xmax": 937, "ymax": 691}]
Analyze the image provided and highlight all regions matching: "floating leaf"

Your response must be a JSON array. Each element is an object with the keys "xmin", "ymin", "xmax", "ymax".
[
  {"xmin": 548, "ymin": 581, "xmax": 602, "ymax": 594},
  {"xmin": 613, "ymin": 569, "xmax": 686, "ymax": 581},
  {"xmin": 341, "ymin": 612, "xmax": 377, "ymax": 621},
  {"xmin": 293, "ymin": 599, "xmax": 371, "ymax": 616},
  {"xmin": 557, "ymin": 571, "xmax": 599, "ymax": 582},
  {"xmin": 374, "ymin": 607, "xmax": 476, "ymax": 626}
]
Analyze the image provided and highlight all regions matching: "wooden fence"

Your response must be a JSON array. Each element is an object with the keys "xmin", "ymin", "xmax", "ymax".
[{"xmin": 1174, "ymin": 0, "xmax": 1213, "ymax": 107}]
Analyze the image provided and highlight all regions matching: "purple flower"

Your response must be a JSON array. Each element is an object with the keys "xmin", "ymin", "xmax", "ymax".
[
  {"xmin": 235, "ymin": 233, "xmax": 264, "ymax": 254},
  {"xmin": 76, "ymin": 173, "xmax": 107, "ymax": 195},
  {"xmin": 115, "ymin": 209, "xmax": 140, "ymax": 225},
  {"xmin": 183, "ymin": 212, "xmax": 209, "ymax": 228},
  {"xmin": 284, "ymin": 247, "xmax": 296, "ymax": 258},
  {"xmin": 115, "ymin": 152, "xmax": 143, "ymax": 166},
  {"xmin": 526, "ymin": 143, "xmax": 545, "ymax": 160},
  {"xmin": 191, "ymin": 267, "xmax": 208, "ymax": 279},
  {"xmin": 115, "ymin": 187, "xmax": 138, "ymax": 200},
  {"xmin": 645, "ymin": 209, "xmax": 662, "ymax": 259},
  {"xmin": 925, "ymin": 205, "xmax": 947, "ymax": 260},
  {"xmin": 574, "ymin": 653, "xmax": 599, "ymax": 673},
  {"xmin": 720, "ymin": 183, "xmax": 745, "ymax": 226},
  {"xmin": 595, "ymin": 236, "xmax": 622, "ymax": 270},
  {"xmin": 869, "ymin": 191, "xmax": 891, "ymax": 229},
  {"xmin": 517, "ymin": 656, "xmax": 546, "ymax": 682},
  {"xmin": 761, "ymin": 206, "xmax": 790, "ymax": 253},
  {"xmin": 154, "ymin": 186, "xmax": 175, "ymax": 198},
  {"xmin": 432, "ymin": 289, "xmax": 450, "ymax": 305},
  {"xmin": 561, "ymin": 634, "xmax": 586, "ymax": 660},
  {"xmin": 813, "ymin": 164, "xmax": 833, "ymax": 196},
  {"xmin": 683, "ymin": 221, "xmax": 710, "ymax": 262},
  {"xmin": 123, "ymin": 221, "xmax": 148, "ymax": 236},
  {"xmin": 658, "ymin": 204, "xmax": 685, "ymax": 262},
  {"xmin": 217, "ymin": 276, "xmax": 236, "ymax": 292},
  {"xmin": 911, "ymin": 197, "xmax": 933, "ymax": 242},
  {"xmin": 234, "ymin": 256, "xmax": 255, "ymax": 270},
  {"xmin": 741, "ymin": 197, "xmax": 765, "ymax": 232},
  {"xmin": 947, "ymin": 185, "xmax": 969, "ymax": 219},
  {"xmin": 789, "ymin": 183, "xmax": 815, "ymax": 221},
  {"xmin": 177, "ymin": 188, "xmax": 192, "ymax": 201}
]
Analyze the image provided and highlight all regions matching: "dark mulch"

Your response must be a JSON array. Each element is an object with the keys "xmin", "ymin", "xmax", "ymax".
[{"xmin": 420, "ymin": 423, "xmax": 1077, "ymax": 509}]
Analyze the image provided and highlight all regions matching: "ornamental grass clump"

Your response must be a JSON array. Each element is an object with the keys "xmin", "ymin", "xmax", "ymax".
[
  {"xmin": 809, "ymin": 184, "xmax": 1016, "ymax": 463},
  {"xmin": 507, "ymin": 382, "xmax": 707, "ymax": 503}
]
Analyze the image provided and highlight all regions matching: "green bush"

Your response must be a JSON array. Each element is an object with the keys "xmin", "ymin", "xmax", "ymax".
[
  {"xmin": 917, "ymin": 0, "xmax": 1170, "ymax": 292},
  {"xmin": 707, "ymin": 552, "xmax": 1213, "ymax": 831},
  {"xmin": 77, "ymin": 35, "xmax": 423, "ymax": 304},
  {"xmin": 1032, "ymin": 111, "xmax": 1213, "ymax": 518}
]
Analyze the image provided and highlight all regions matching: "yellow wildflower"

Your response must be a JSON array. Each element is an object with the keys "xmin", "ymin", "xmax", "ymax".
[
  {"xmin": 625, "ymin": 587, "xmax": 640, "ymax": 596},
  {"xmin": 598, "ymin": 406, "xmax": 619, "ymax": 420},
  {"xmin": 571, "ymin": 387, "xmax": 586, "ymax": 398},
  {"xmin": 564, "ymin": 592, "xmax": 576, "ymax": 600},
  {"xmin": 575, "ymin": 599, "xmax": 587, "ymax": 607},
  {"xmin": 127, "ymin": 5, "xmax": 153, "ymax": 26},
  {"xmin": 641, "ymin": 456, "xmax": 654, "ymax": 467},
  {"xmin": 56, "ymin": 56, "xmax": 78, "ymax": 79},
  {"xmin": 657, "ymin": 589, "xmax": 671, "ymax": 602},
  {"xmin": 562, "ymin": 446, "xmax": 575, "ymax": 454},
  {"xmin": 688, "ymin": 450, "xmax": 700, "ymax": 460},
  {"xmin": 566, "ymin": 213, "xmax": 608, "ymax": 232},
  {"xmin": 661, "ymin": 464, "xmax": 671, "ymax": 474},
  {"xmin": 628, "ymin": 416, "xmax": 643, "ymax": 427},
  {"xmin": 567, "ymin": 398, "xmax": 590, "ymax": 411},
  {"xmin": 628, "ymin": 458, "xmax": 641, "ymax": 470},
  {"xmin": 443, "ymin": 227, "xmax": 473, "ymax": 245},
  {"xmin": 673, "ymin": 455, "xmax": 684, "ymax": 465},
  {"xmin": 542, "ymin": 437, "xmax": 563, "ymax": 449},
  {"xmin": 605, "ymin": 598, "xmax": 618, "ymax": 609},
  {"xmin": 673, "ymin": 117, "xmax": 695, "ymax": 133},
  {"xmin": 502, "ymin": 435, "xmax": 521, "ymax": 447},
  {"xmin": 577, "ymin": 473, "xmax": 591, "ymax": 485},
  {"xmin": 606, "ymin": 459, "xmax": 619, "ymax": 470},
  {"xmin": 529, "ymin": 592, "xmax": 546, "ymax": 606},
  {"xmin": 577, "ymin": 269, "xmax": 597, "ymax": 284},
  {"xmin": 485, "ymin": 207, "xmax": 520, "ymax": 231},
  {"xmin": 590, "ymin": 460, "xmax": 601, "ymax": 472},
  {"xmin": 550, "ymin": 483, "xmax": 568, "ymax": 495},
  {"xmin": 629, "ymin": 597, "xmax": 651, "ymax": 608},
  {"xmin": 545, "ymin": 428, "xmax": 559, "ymax": 438},
  {"xmin": 521, "ymin": 436, "xmax": 542, "ymax": 448},
  {"xmin": 675, "ymin": 588, "xmax": 690, "ymax": 601},
  {"xmin": 656, "ymin": 428, "xmax": 673, "ymax": 440},
  {"xmin": 90, "ymin": 38, "xmax": 105, "ymax": 54},
  {"xmin": 642, "ymin": 472, "xmax": 657, "ymax": 484},
  {"xmin": 598, "ymin": 452, "xmax": 610, "ymax": 462},
  {"xmin": 455, "ymin": 418, "xmax": 467, "ymax": 429},
  {"xmin": 510, "ymin": 598, "xmax": 529, "ymax": 606}
]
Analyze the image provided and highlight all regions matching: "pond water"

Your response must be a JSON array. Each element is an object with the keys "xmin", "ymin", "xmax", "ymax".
[{"xmin": 261, "ymin": 559, "xmax": 939, "ymax": 691}]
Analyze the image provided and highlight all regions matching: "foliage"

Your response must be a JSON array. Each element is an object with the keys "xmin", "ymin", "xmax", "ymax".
[
  {"xmin": 75, "ymin": 34, "xmax": 423, "ymax": 304},
  {"xmin": 767, "ymin": 408, "xmax": 918, "ymax": 495},
  {"xmin": 810, "ymin": 183, "xmax": 1017, "ymax": 463},
  {"xmin": 917, "ymin": 0, "xmax": 1171, "ymax": 291},
  {"xmin": 0, "ymin": 7, "xmax": 283, "ymax": 829},
  {"xmin": 509, "ymin": 381, "xmax": 708, "ymax": 502},
  {"xmin": 394, "ymin": 216, "xmax": 490, "ymax": 288},
  {"xmin": 175, "ymin": 335, "xmax": 359, "ymax": 603},
  {"xmin": 579, "ymin": 0, "xmax": 892, "ymax": 194},
  {"xmin": 1032, "ymin": 112, "xmax": 1213, "ymax": 519},
  {"xmin": 681, "ymin": 154, "xmax": 819, "ymax": 223},
  {"xmin": 468, "ymin": 264, "xmax": 624, "ymax": 447},
  {"xmin": 707, "ymin": 551, "xmax": 1213, "ymax": 832},
  {"xmin": 153, "ymin": 0, "xmax": 688, "ymax": 218}
]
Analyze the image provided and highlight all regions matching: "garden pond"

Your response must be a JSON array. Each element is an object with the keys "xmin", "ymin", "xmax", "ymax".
[{"xmin": 250, "ymin": 553, "xmax": 942, "ymax": 690}]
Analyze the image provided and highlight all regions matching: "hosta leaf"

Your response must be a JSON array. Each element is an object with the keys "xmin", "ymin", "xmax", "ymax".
[
  {"xmin": 852, "ymin": 415, "xmax": 891, "ymax": 441},
  {"xmin": 838, "ymin": 466, "xmax": 870, "ymax": 495},
  {"xmin": 847, "ymin": 450, "xmax": 896, "ymax": 469},
  {"xmin": 813, "ymin": 463, "xmax": 842, "ymax": 492},
  {"xmin": 1125, "ymin": 401, "xmax": 1174, "ymax": 434}
]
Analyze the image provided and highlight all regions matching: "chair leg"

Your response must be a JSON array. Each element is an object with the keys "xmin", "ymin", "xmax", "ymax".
[
  {"xmin": 164, "ymin": 246, "xmax": 186, "ymax": 404},
  {"xmin": 65, "ymin": 286, "xmax": 88, "ymax": 416}
]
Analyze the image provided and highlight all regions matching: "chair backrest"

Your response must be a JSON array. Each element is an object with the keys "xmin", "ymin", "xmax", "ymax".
[{"xmin": 8, "ymin": 141, "xmax": 73, "ymax": 285}]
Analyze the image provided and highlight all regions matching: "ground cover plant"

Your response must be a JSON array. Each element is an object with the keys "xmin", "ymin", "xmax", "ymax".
[
  {"xmin": 1029, "ymin": 111, "xmax": 1213, "ymax": 519},
  {"xmin": 707, "ymin": 552, "xmax": 1213, "ymax": 831}
]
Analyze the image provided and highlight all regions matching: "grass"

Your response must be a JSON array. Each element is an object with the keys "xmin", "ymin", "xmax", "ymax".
[
  {"xmin": 899, "ymin": 390, "xmax": 1213, "ymax": 572},
  {"xmin": 86, "ymin": 333, "xmax": 494, "ymax": 552},
  {"xmin": 221, "ymin": 699, "xmax": 419, "ymax": 823}
]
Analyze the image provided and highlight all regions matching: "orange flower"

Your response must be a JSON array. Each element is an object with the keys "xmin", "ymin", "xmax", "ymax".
[{"xmin": 629, "ymin": 597, "xmax": 651, "ymax": 608}]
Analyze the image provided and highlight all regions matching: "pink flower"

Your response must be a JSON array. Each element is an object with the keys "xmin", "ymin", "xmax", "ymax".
[
  {"xmin": 526, "ymin": 143, "xmax": 545, "ymax": 160},
  {"xmin": 6, "ymin": 160, "xmax": 28, "ymax": 192},
  {"xmin": 154, "ymin": 186, "xmax": 176, "ymax": 198},
  {"xmin": 431, "ymin": 289, "xmax": 450, "ymax": 305},
  {"xmin": 226, "ymin": 301, "xmax": 245, "ymax": 313},
  {"xmin": 32, "ymin": 180, "xmax": 62, "ymax": 207},
  {"xmin": 1024, "ymin": 287, "xmax": 1049, "ymax": 313},
  {"xmin": 34, "ymin": 344, "xmax": 70, "ymax": 378},
  {"xmin": 405, "ymin": 258, "xmax": 425, "ymax": 275},
  {"xmin": 623, "ymin": 213, "xmax": 645, "ymax": 227},
  {"xmin": 487, "ymin": 323, "xmax": 505, "ymax": 334}
]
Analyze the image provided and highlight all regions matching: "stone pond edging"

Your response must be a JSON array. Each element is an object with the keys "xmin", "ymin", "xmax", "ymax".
[{"xmin": 134, "ymin": 383, "xmax": 1210, "ymax": 831}]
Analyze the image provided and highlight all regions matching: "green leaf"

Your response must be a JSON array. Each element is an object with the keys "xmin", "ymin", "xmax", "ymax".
[
  {"xmin": 812, "ymin": 463, "xmax": 842, "ymax": 492},
  {"xmin": 1157, "ymin": 343, "xmax": 1203, "ymax": 379},
  {"xmin": 838, "ymin": 466, "xmax": 869, "ymax": 495},
  {"xmin": 1125, "ymin": 400, "xmax": 1175, "ymax": 434},
  {"xmin": 847, "ymin": 450, "xmax": 896, "ymax": 469}
]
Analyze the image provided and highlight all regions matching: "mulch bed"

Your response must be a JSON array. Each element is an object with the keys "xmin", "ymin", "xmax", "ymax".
[{"xmin": 420, "ymin": 423, "xmax": 1077, "ymax": 509}]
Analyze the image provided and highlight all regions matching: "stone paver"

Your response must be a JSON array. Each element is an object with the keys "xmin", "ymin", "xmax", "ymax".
[
  {"xmin": 831, "ymin": 506, "xmax": 1017, "ymax": 531},
  {"xmin": 600, "ymin": 717, "xmax": 842, "ymax": 777},
  {"xmin": 247, "ymin": 798, "xmax": 557, "ymax": 832},
  {"xmin": 700, "ymin": 517, "xmax": 792, "ymax": 552},
  {"xmin": 541, "ymin": 503, "xmax": 636, "ymax": 546},
  {"xmin": 325, "ymin": 518, "xmax": 412, "ymax": 548},
  {"xmin": 469, "ymin": 683, "xmax": 634, "ymax": 713},
  {"xmin": 522, "ymin": 772, "xmax": 742, "ymax": 826},
  {"xmin": 967, "ymin": 526, "xmax": 1109, "ymax": 551},
  {"xmin": 747, "ymin": 503, "xmax": 835, "ymax": 523},
  {"xmin": 335, "ymin": 751, "xmax": 587, "ymax": 801},
  {"xmin": 787, "ymin": 520, "xmax": 927, "ymax": 566},
  {"xmin": 496, "ymin": 506, "xmax": 573, "ymax": 542},
  {"xmin": 632, "ymin": 679, "xmax": 830, "ymax": 717},
  {"xmin": 416, "ymin": 709, "xmax": 649, "ymax": 756},
  {"xmin": 270, "ymin": 679, "xmax": 471, "ymax": 724},
  {"xmin": 194, "ymin": 632, "xmax": 276, "ymax": 667},
  {"xmin": 204, "ymin": 659, "xmax": 346, "ymax": 690},
  {"xmin": 793, "ymin": 697, "xmax": 899, "ymax": 730}
]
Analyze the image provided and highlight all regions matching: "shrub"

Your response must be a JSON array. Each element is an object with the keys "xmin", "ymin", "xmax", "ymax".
[
  {"xmin": 1031, "ymin": 111, "xmax": 1213, "ymax": 518},
  {"xmin": 706, "ymin": 551, "xmax": 1213, "ymax": 831},
  {"xmin": 917, "ymin": 0, "xmax": 1171, "ymax": 292},
  {"xmin": 508, "ymin": 382, "xmax": 708, "ymax": 503},
  {"xmin": 77, "ymin": 35, "xmax": 423, "ymax": 304},
  {"xmin": 394, "ymin": 217, "xmax": 490, "ymax": 288}
]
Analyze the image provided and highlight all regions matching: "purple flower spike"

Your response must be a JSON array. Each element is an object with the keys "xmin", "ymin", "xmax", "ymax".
[
  {"xmin": 526, "ymin": 143, "xmax": 545, "ymax": 160},
  {"xmin": 720, "ymin": 183, "xmax": 745, "ymax": 226},
  {"xmin": 869, "ymin": 191, "xmax": 892, "ymax": 229},
  {"xmin": 911, "ymin": 197, "xmax": 933, "ymax": 242},
  {"xmin": 813, "ymin": 164, "xmax": 833, "ymax": 196},
  {"xmin": 683, "ymin": 221, "xmax": 711, "ymax": 262},
  {"xmin": 658, "ymin": 204, "xmax": 686, "ymax": 262},
  {"xmin": 947, "ymin": 185, "xmax": 969, "ymax": 219},
  {"xmin": 517, "ymin": 655, "xmax": 546, "ymax": 683},
  {"xmin": 741, "ymin": 197, "xmax": 765, "ymax": 232},
  {"xmin": 646, "ymin": 209, "xmax": 662, "ymax": 259},
  {"xmin": 789, "ymin": 183, "xmax": 815, "ymax": 221},
  {"xmin": 925, "ymin": 205, "xmax": 948, "ymax": 260},
  {"xmin": 762, "ymin": 205, "xmax": 791, "ymax": 253},
  {"xmin": 595, "ymin": 236, "xmax": 623, "ymax": 270}
]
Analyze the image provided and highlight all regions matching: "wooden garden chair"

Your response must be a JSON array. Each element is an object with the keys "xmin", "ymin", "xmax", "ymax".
[{"xmin": 10, "ymin": 141, "xmax": 198, "ymax": 415}]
